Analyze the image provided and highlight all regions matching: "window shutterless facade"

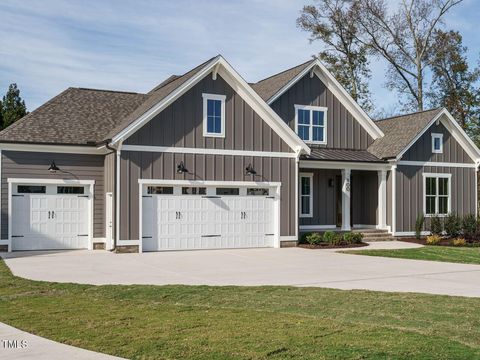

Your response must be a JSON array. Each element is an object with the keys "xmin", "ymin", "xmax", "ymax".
[
  {"xmin": 423, "ymin": 173, "xmax": 451, "ymax": 216},
  {"xmin": 299, "ymin": 173, "xmax": 313, "ymax": 217},
  {"xmin": 431, "ymin": 133, "xmax": 443, "ymax": 153},
  {"xmin": 294, "ymin": 105, "xmax": 327, "ymax": 144},
  {"xmin": 202, "ymin": 93, "xmax": 226, "ymax": 138}
]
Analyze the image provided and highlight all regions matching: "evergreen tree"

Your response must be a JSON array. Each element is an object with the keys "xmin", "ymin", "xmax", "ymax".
[{"xmin": 1, "ymin": 83, "xmax": 27, "ymax": 129}]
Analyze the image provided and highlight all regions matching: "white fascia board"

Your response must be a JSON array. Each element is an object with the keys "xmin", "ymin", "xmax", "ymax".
[
  {"xmin": 299, "ymin": 160, "xmax": 390, "ymax": 171},
  {"xmin": 7, "ymin": 178, "xmax": 95, "ymax": 185},
  {"xmin": 0, "ymin": 143, "xmax": 107, "ymax": 154},
  {"xmin": 266, "ymin": 60, "xmax": 384, "ymax": 140},
  {"xmin": 398, "ymin": 160, "xmax": 476, "ymax": 168}
]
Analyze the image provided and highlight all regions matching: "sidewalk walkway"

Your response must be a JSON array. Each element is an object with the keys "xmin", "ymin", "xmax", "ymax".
[{"xmin": 0, "ymin": 322, "xmax": 124, "ymax": 360}]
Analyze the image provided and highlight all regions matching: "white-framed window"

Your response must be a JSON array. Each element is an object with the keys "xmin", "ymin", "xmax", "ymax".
[
  {"xmin": 431, "ymin": 133, "xmax": 443, "ymax": 153},
  {"xmin": 202, "ymin": 93, "xmax": 226, "ymax": 137},
  {"xmin": 299, "ymin": 173, "xmax": 313, "ymax": 217},
  {"xmin": 294, "ymin": 105, "xmax": 327, "ymax": 144},
  {"xmin": 423, "ymin": 173, "xmax": 451, "ymax": 217}
]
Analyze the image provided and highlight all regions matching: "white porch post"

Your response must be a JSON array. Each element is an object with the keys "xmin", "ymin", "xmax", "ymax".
[
  {"xmin": 341, "ymin": 168, "xmax": 351, "ymax": 231},
  {"xmin": 377, "ymin": 170, "xmax": 387, "ymax": 229}
]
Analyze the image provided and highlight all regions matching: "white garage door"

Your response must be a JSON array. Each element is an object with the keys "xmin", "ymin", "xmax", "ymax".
[
  {"xmin": 11, "ymin": 184, "xmax": 90, "ymax": 251},
  {"xmin": 142, "ymin": 185, "xmax": 276, "ymax": 251}
]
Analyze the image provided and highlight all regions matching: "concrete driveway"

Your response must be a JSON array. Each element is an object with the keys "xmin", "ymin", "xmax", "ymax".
[{"xmin": 2, "ymin": 241, "xmax": 480, "ymax": 297}]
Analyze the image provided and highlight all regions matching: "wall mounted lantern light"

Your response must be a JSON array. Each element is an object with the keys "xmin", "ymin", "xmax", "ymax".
[
  {"xmin": 245, "ymin": 163, "xmax": 256, "ymax": 176},
  {"xmin": 48, "ymin": 160, "xmax": 60, "ymax": 173},
  {"xmin": 177, "ymin": 161, "xmax": 188, "ymax": 174}
]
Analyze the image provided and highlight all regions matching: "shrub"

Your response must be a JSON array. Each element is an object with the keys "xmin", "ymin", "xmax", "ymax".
[
  {"xmin": 300, "ymin": 232, "xmax": 310, "ymax": 244},
  {"xmin": 323, "ymin": 230, "xmax": 336, "ymax": 243},
  {"xmin": 453, "ymin": 238, "xmax": 466, "ymax": 247},
  {"xmin": 415, "ymin": 214, "xmax": 425, "ymax": 239},
  {"xmin": 343, "ymin": 232, "xmax": 364, "ymax": 244},
  {"xmin": 429, "ymin": 215, "xmax": 443, "ymax": 235},
  {"xmin": 426, "ymin": 234, "xmax": 441, "ymax": 245},
  {"xmin": 305, "ymin": 232, "xmax": 323, "ymax": 245},
  {"xmin": 462, "ymin": 214, "xmax": 477, "ymax": 238},
  {"xmin": 328, "ymin": 233, "xmax": 344, "ymax": 246},
  {"xmin": 444, "ymin": 212, "xmax": 461, "ymax": 238}
]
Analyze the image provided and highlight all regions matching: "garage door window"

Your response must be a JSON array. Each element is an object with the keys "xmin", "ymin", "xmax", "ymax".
[
  {"xmin": 147, "ymin": 186, "xmax": 174, "ymax": 195},
  {"xmin": 216, "ymin": 188, "xmax": 239, "ymax": 196},
  {"xmin": 182, "ymin": 187, "xmax": 206, "ymax": 195},
  {"xmin": 247, "ymin": 188, "xmax": 269, "ymax": 196},
  {"xmin": 17, "ymin": 185, "xmax": 46, "ymax": 193},
  {"xmin": 57, "ymin": 186, "xmax": 84, "ymax": 194}
]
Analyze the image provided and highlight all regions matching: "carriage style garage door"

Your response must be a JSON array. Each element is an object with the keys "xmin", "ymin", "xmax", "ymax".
[
  {"xmin": 141, "ymin": 184, "xmax": 277, "ymax": 251},
  {"xmin": 10, "ymin": 182, "xmax": 91, "ymax": 251}
]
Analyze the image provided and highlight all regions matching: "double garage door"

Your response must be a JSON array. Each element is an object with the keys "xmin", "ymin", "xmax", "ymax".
[
  {"xmin": 142, "ymin": 184, "xmax": 276, "ymax": 251},
  {"xmin": 11, "ymin": 183, "xmax": 90, "ymax": 251}
]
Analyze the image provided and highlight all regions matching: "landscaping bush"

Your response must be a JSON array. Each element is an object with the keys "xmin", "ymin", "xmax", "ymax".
[
  {"xmin": 429, "ymin": 215, "xmax": 443, "ymax": 235},
  {"xmin": 343, "ymin": 232, "xmax": 363, "ymax": 244},
  {"xmin": 415, "ymin": 214, "xmax": 424, "ymax": 239},
  {"xmin": 323, "ymin": 230, "xmax": 336, "ymax": 243},
  {"xmin": 444, "ymin": 212, "xmax": 461, "ymax": 238},
  {"xmin": 328, "ymin": 233, "xmax": 344, "ymax": 246},
  {"xmin": 305, "ymin": 232, "xmax": 323, "ymax": 245},
  {"xmin": 426, "ymin": 234, "xmax": 441, "ymax": 245},
  {"xmin": 300, "ymin": 232, "xmax": 310, "ymax": 244},
  {"xmin": 462, "ymin": 214, "xmax": 477, "ymax": 238},
  {"xmin": 453, "ymin": 238, "xmax": 467, "ymax": 247}
]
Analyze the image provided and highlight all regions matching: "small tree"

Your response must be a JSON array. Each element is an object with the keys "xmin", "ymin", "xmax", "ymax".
[
  {"xmin": 444, "ymin": 212, "xmax": 461, "ymax": 238},
  {"xmin": 1, "ymin": 83, "xmax": 27, "ymax": 129},
  {"xmin": 429, "ymin": 215, "xmax": 443, "ymax": 235},
  {"xmin": 415, "ymin": 214, "xmax": 425, "ymax": 239}
]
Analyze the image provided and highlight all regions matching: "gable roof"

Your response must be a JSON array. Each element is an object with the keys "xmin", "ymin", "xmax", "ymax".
[
  {"xmin": 110, "ymin": 55, "xmax": 311, "ymax": 154},
  {"xmin": 367, "ymin": 108, "xmax": 443, "ymax": 159},
  {"xmin": 0, "ymin": 88, "xmax": 147, "ymax": 145},
  {"xmin": 252, "ymin": 59, "xmax": 384, "ymax": 140}
]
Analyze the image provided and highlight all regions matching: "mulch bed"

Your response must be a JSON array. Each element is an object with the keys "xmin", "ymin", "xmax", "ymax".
[
  {"xmin": 298, "ymin": 242, "xmax": 369, "ymax": 250},
  {"xmin": 400, "ymin": 237, "xmax": 480, "ymax": 247}
]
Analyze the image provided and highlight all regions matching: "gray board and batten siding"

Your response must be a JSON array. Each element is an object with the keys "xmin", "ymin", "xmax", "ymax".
[
  {"xmin": 269, "ymin": 73, "xmax": 374, "ymax": 150},
  {"xmin": 1, "ymin": 151, "xmax": 106, "ymax": 239},
  {"xmin": 120, "ymin": 73, "xmax": 297, "ymax": 241}
]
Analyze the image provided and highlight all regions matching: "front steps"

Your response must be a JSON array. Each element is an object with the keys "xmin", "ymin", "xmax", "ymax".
[{"xmin": 357, "ymin": 229, "xmax": 394, "ymax": 242}]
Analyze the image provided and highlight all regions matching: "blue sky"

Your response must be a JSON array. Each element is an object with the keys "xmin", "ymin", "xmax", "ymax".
[{"xmin": 0, "ymin": 0, "xmax": 479, "ymax": 113}]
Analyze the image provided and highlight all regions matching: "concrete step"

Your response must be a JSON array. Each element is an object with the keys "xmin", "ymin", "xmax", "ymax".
[
  {"xmin": 354, "ymin": 229, "xmax": 389, "ymax": 234},
  {"xmin": 365, "ymin": 237, "xmax": 395, "ymax": 242},
  {"xmin": 362, "ymin": 232, "xmax": 392, "ymax": 238}
]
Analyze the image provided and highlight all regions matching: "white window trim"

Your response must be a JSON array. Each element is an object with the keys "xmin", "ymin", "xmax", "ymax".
[
  {"xmin": 202, "ymin": 93, "xmax": 226, "ymax": 138},
  {"xmin": 299, "ymin": 173, "xmax": 313, "ymax": 218},
  {"xmin": 422, "ymin": 173, "xmax": 451, "ymax": 217},
  {"xmin": 294, "ymin": 105, "xmax": 327, "ymax": 145},
  {"xmin": 431, "ymin": 133, "xmax": 443, "ymax": 153}
]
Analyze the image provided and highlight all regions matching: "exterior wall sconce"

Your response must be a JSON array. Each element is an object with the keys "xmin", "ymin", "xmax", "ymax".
[
  {"xmin": 328, "ymin": 178, "xmax": 334, "ymax": 187},
  {"xmin": 245, "ymin": 163, "xmax": 256, "ymax": 176},
  {"xmin": 177, "ymin": 161, "xmax": 188, "ymax": 174},
  {"xmin": 48, "ymin": 160, "xmax": 60, "ymax": 173}
]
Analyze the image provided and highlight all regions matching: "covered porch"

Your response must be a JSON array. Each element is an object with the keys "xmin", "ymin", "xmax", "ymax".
[{"xmin": 298, "ymin": 148, "xmax": 391, "ymax": 233}]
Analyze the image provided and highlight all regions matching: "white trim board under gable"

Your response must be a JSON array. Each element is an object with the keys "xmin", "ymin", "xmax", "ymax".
[
  {"xmin": 110, "ymin": 56, "xmax": 310, "ymax": 155},
  {"xmin": 265, "ymin": 59, "xmax": 384, "ymax": 140},
  {"xmin": 395, "ymin": 108, "xmax": 480, "ymax": 163}
]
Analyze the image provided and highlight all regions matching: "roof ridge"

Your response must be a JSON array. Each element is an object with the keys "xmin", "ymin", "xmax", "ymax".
[
  {"xmin": 253, "ymin": 58, "xmax": 315, "ymax": 84},
  {"xmin": 375, "ymin": 107, "xmax": 441, "ymax": 123},
  {"xmin": 74, "ymin": 87, "xmax": 145, "ymax": 95}
]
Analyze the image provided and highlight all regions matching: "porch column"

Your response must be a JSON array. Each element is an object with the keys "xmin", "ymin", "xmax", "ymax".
[
  {"xmin": 341, "ymin": 168, "xmax": 351, "ymax": 231},
  {"xmin": 377, "ymin": 170, "xmax": 387, "ymax": 229}
]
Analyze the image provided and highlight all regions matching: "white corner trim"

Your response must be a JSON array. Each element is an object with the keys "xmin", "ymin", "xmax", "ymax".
[
  {"xmin": 202, "ymin": 93, "xmax": 226, "ymax": 138},
  {"xmin": 391, "ymin": 164, "xmax": 397, "ymax": 235},
  {"xmin": 431, "ymin": 133, "xmax": 443, "ymax": 153},
  {"xmin": 111, "ymin": 56, "xmax": 310, "ymax": 155},
  {"xmin": 121, "ymin": 144, "xmax": 297, "ymax": 158},
  {"xmin": 0, "ymin": 143, "xmax": 107, "ymax": 154},
  {"xmin": 398, "ymin": 160, "xmax": 476, "ymax": 168},
  {"xmin": 7, "ymin": 178, "xmax": 95, "ymax": 185},
  {"xmin": 294, "ymin": 104, "xmax": 327, "ymax": 145},
  {"xmin": 299, "ymin": 172, "xmax": 313, "ymax": 218}
]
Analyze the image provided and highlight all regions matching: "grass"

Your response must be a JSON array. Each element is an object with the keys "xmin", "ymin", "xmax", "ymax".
[
  {"xmin": 1, "ymin": 260, "xmax": 480, "ymax": 359},
  {"xmin": 342, "ymin": 245, "xmax": 480, "ymax": 265}
]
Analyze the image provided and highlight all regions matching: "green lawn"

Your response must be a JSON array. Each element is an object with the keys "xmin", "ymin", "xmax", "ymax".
[
  {"xmin": 1, "ymin": 260, "xmax": 480, "ymax": 359},
  {"xmin": 343, "ymin": 245, "xmax": 480, "ymax": 265}
]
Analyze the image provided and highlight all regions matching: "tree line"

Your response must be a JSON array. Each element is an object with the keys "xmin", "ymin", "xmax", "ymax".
[
  {"xmin": 0, "ymin": 83, "xmax": 28, "ymax": 130},
  {"xmin": 297, "ymin": 0, "xmax": 480, "ymax": 144}
]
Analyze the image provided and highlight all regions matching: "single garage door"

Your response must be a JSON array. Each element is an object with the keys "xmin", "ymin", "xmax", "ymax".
[
  {"xmin": 142, "ymin": 185, "xmax": 276, "ymax": 251},
  {"xmin": 11, "ymin": 184, "xmax": 90, "ymax": 251}
]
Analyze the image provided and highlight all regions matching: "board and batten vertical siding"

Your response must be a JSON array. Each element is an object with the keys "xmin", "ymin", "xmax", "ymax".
[
  {"xmin": 119, "ymin": 151, "xmax": 296, "ymax": 241},
  {"xmin": 125, "ymin": 74, "xmax": 292, "ymax": 153},
  {"xmin": 402, "ymin": 121, "xmax": 474, "ymax": 163},
  {"xmin": 269, "ymin": 73, "xmax": 374, "ymax": 150},
  {"xmin": 395, "ymin": 165, "xmax": 476, "ymax": 232},
  {"xmin": 1, "ymin": 151, "xmax": 106, "ymax": 239},
  {"xmin": 352, "ymin": 170, "xmax": 378, "ymax": 225}
]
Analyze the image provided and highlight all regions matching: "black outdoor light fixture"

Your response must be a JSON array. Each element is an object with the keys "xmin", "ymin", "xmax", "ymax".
[
  {"xmin": 48, "ymin": 160, "xmax": 60, "ymax": 173},
  {"xmin": 177, "ymin": 161, "xmax": 188, "ymax": 174},
  {"xmin": 245, "ymin": 163, "xmax": 257, "ymax": 176}
]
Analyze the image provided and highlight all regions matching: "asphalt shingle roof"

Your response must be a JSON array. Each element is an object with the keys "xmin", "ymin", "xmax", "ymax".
[
  {"xmin": 0, "ymin": 88, "xmax": 147, "ymax": 145},
  {"xmin": 367, "ymin": 108, "xmax": 443, "ymax": 159},
  {"xmin": 302, "ymin": 147, "xmax": 385, "ymax": 163}
]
